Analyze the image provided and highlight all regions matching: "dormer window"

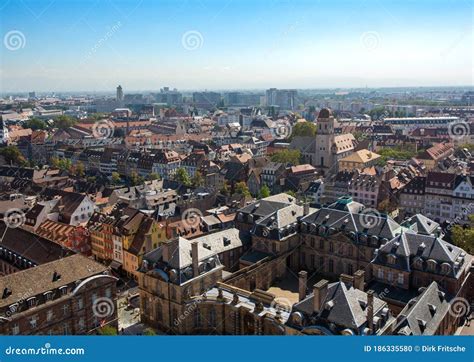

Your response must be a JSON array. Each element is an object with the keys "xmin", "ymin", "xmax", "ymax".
[
  {"xmin": 387, "ymin": 254, "xmax": 397, "ymax": 264},
  {"xmin": 60, "ymin": 286, "xmax": 68, "ymax": 296},
  {"xmin": 27, "ymin": 297, "xmax": 37, "ymax": 308},
  {"xmin": 44, "ymin": 291, "xmax": 53, "ymax": 301},
  {"xmin": 427, "ymin": 259, "xmax": 437, "ymax": 272},
  {"xmin": 441, "ymin": 263, "xmax": 451, "ymax": 275},
  {"xmin": 414, "ymin": 257, "xmax": 423, "ymax": 270}
]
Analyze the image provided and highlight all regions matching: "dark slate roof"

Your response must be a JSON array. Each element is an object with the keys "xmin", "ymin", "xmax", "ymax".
[
  {"xmin": 293, "ymin": 281, "xmax": 387, "ymax": 329},
  {"xmin": 372, "ymin": 232, "xmax": 468, "ymax": 277},
  {"xmin": 238, "ymin": 193, "xmax": 296, "ymax": 220},
  {"xmin": 301, "ymin": 197, "xmax": 401, "ymax": 241},
  {"xmin": 0, "ymin": 222, "xmax": 73, "ymax": 266},
  {"xmin": 394, "ymin": 282, "xmax": 450, "ymax": 335},
  {"xmin": 401, "ymin": 214, "xmax": 440, "ymax": 236}
]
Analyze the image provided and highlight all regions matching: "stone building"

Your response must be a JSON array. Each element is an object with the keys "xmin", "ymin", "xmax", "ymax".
[{"xmin": 0, "ymin": 254, "xmax": 117, "ymax": 335}]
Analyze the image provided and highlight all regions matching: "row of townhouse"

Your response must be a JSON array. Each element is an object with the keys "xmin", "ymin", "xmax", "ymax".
[
  {"xmin": 87, "ymin": 207, "xmax": 167, "ymax": 280},
  {"xmin": 400, "ymin": 172, "xmax": 474, "ymax": 223}
]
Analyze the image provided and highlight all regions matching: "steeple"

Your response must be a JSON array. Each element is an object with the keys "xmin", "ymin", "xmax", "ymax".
[{"xmin": 317, "ymin": 108, "xmax": 335, "ymax": 135}]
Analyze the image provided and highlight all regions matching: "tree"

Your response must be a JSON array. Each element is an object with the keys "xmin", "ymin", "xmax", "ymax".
[
  {"xmin": 192, "ymin": 171, "xmax": 204, "ymax": 187},
  {"xmin": 53, "ymin": 115, "xmax": 76, "ymax": 129},
  {"xmin": 0, "ymin": 146, "xmax": 27, "ymax": 166},
  {"xmin": 147, "ymin": 172, "xmax": 160, "ymax": 181},
  {"xmin": 111, "ymin": 172, "xmax": 121, "ymax": 185},
  {"xmin": 174, "ymin": 168, "xmax": 192, "ymax": 186},
  {"xmin": 74, "ymin": 161, "xmax": 85, "ymax": 177},
  {"xmin": 377, "ymin": 146, "xmax": 417, "ymax": 162},
  {"xmin": 270, "ymin": 149, "xmax": 301, "ymax": 165},
  {"xmin": 290, "ymin": 122, "xmax": 317, "ymax": 139},
  {"xmin": 98, "ymin": 326, "xmax": 117, "ymax": 335},
  {"xmin": 23, "ymin": 118, "xmax": 46, "ymax": 131},
  {"xmin": 451, "ymin": 223, "xmax": 474, "ymax": 254},
  {"xmin": 259, "ymin": 184, "xmax": 271, "ymax": 198},
  {"xmin": 235, "ymin": 182, "xmax": 251, "ymax": 197},
  {"xmin": 143, "ymin": 327, "xmax": 157, "ymax": 336},
  {"xmin": 130, "ymin": 171, "xmax": 143, "ymax": 186},
  {"xmin": 220, "ymin": 182, "xmax": 230, "ymax": 196}
]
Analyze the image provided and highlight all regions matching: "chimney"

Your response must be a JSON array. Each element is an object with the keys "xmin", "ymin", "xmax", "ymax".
[
  {"xmin": 367, "ymin": 290, "xmax": 374, "ymax": 335},
  {"xmin": 353, "ymin": 270, "xmax": 365, "ymax": 290},
  {"xmin": 303, "ymin": 202, "xmax": 309, "ymax": 215},
  {"xmin": 313, "ymin": 280, "xmax": 329, "ymax": 313},
  {"xmin": 191, "ymin": 242, "xmax": 199, "ymax": 277},
  {"xmin": 298, "ymin": 271, "xmax": 308, "ymax": 301},
  {"xmin": 339, "ymin": 274, "xmax": 354, "ymax": 287}
]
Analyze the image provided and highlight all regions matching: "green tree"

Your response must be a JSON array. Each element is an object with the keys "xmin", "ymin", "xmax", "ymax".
[
  {"xmin": 235, "ymin": 181, "xmax": 251, "ymax": 197},
  {"xmin": 74, "ymin": 161, "xmax": 85, "ymax": 177},
  {"xmin": 220, "ymin": 182, "xmax": 230, "ymax": 196},
  {"xmin": 270, "ymin": 149, "xmax": 301, "ymax": 165},
  {"xmin": 290, "ymin": 122, "xmax": 317, "ymax": 139},
  {"xmin": 53, "ymin": 115, "xmax": 77, "ymax": 129},
  {"xmin": 111, "ymin": 172, "xmax": 121, "ymax": 185},
  {"xmin": 130, "ymin": 171, "xmax": 144, "ymax": 186},
  {"xmin": 0, "ymin": 146, "xmax": 27, "ymax": 166},
  {"xmin": 259, "ymin": 184, "xmax": 271, "ymax": 198},
  {"xmin": 98, "ymin": 326, "xmax": 117, "ymax": 335},
  {"xmin": 451, "ymin": 222, "xmax": 474, "ymax": 254},
  {"xmin": 143, "ymin": 327, "xmax": 157, "ymax": 336},
  {"xmin": 147, "ymin": 172, "xmax": 160, "ymax": 181},
  {"xmin": 192, "ymin": 171, "xmax": 204, "ymax": 187},
  {"xmin": 174, "ymin": 168, "xmax": 192, "ymax": 186},
  {"xmin": 23, "ymin": 118, "xmax": 46, "ymax": 131}
]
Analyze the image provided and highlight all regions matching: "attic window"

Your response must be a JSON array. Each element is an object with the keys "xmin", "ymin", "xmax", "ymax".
[{"xmin": 428, "ymin": 304, "xmax": 437, "ymax": 316}]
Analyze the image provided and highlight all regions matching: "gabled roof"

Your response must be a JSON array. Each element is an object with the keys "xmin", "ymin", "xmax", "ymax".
[
  {"xmin": 395, "ymin": 282, "xmax": 450, "ymax": 335},
  {"xmin": 294, "ymin": 281, "xmax": 387, "ymax": 329}
]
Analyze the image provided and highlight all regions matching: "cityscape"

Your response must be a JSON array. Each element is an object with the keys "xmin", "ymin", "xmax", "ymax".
[{"xmin": 0, "ymin": 0, "xmax": 473, "ymax": 345}]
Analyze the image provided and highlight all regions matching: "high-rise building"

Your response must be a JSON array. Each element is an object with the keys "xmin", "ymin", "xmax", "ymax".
[
  {"xmin": 116, "ymin": 85, "xmax": 123, "ymax": 102},
  {"xmin": 265, "ymin": 88, "xmax": 297, "ymax": 110}
]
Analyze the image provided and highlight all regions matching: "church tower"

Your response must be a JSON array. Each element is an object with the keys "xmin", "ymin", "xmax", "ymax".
[{"xmin": 315, "ymin": 108, "xmax": 336, "ymax": 171}]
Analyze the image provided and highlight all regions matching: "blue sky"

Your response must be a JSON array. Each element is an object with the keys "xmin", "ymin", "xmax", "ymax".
[{"xmin": 0, "ymin": 0, "xmax": 472, "ymax": 92}]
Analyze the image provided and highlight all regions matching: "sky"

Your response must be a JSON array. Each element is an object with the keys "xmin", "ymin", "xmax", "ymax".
[{"xmin": 0, "ymin": 0, "xmax": 473, "ymax": 92}]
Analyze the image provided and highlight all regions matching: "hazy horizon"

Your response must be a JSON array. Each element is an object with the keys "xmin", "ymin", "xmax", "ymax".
[{"xmin": 1, "ymin": 0, "xmax": 473, "ymax": 92}]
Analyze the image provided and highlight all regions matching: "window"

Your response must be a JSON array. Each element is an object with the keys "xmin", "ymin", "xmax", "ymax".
[
  {"xmin": 319, "ymin": 239, "xmax": 324, "ymax": 250},
  {"xmin": 27, "ymin": 297, "xmax": 37, "ymax": 308},
  {"xmin": 209, "ymin": 308, "xmax": 216, "ymax": 327},
  {"xmin": 63, "ymin": 304, "xmax": 69, "ymax": 316},
  {"xmin": 193, "ymin": 309, "xmax": 201, "ymax": 328},
  {"xmin": 347, "ymin": 264, "xmax": 353, "ymax": 275},
  {"xmin": 397, "ymin": 273, "xmax": 404, "ymax": 285},
  {"xmin": 46, "ymin": 310, "xmax": 53, "ymax": 322},
  {"xmin": 329, "ymin": 242, "xmax": 334, "ymax": 253},
  {"xmin": 328, "ymin": 259, "xmax": 334, "ymax": 273},
  {"xmin": 387, "ymin": 271, "xmax": 393, "ymax": 283},
  {"xmin": 30, "ymin": 316, "xmax": 37, "ymax": 329},
  {"xmin": 11, "ymin": 323, "xmax": 19, "ymax": 335},
  {"xmin": 77, "ymin": 297, "xmax": 83, "ymax": 310},
  {"xmin": 310, "ymin": 255, "xmax": 315, "ymax": 268},
  {"xmin": 105, "ymin": 287, "xmax": 112, "ymax": 298},
  {"xmin": 78, "ymin": 317, "xmax": 85, "ymax": 331},
  {"xmin": 377, "ymin": 268, "xmax": 384, "ymax": 279}
]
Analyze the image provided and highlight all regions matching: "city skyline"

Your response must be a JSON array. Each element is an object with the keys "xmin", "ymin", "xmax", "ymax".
[{"xmin": 1, "ymin": 0, "xmax": 473, "ymax": 92}]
